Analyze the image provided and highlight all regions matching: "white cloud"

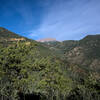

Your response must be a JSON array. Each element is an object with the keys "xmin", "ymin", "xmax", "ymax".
[{"xmin": 29, "ymin": 0, "xmax": 100, "ymax": 40}]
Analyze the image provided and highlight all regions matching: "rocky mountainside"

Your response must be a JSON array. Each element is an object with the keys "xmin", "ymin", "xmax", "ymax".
[
  {"xmin": 43, "ymin": 35, "xmax": 100, "ymax": 79},
  {"xmin": 65, "ymin": 35, "xmax": 100, "ymax": 72}
]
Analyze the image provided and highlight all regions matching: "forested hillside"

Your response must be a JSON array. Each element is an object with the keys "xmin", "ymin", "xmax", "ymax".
[{"xmin": 0, "ymin": 28, "xmax": 100, "ymax": 100}]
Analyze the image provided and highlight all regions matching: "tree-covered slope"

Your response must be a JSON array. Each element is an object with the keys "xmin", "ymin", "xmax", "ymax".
[
  {"xmin": 44, "ymin": 34, "xmax": 100, "ymax": 74},
  {"xmin": 0, "ymin": 27, "xmax": 55, "ymax": 57},
  {"xmin": 0, "ymin": 28, "xmax": 100, "ymax": 100},
  {"xmin": 0, "ymin": 27, "xmax": 26, "ymax": 46},
  {"xmin": 42, "ymin": 40, "xmax": 78, "ymax": 56},
  {"xmin": 0, "ymin": 42, "xmax": 74, "ymax": 100},
  {"xmin": 43, "ymin": 35, "xmax": 100, "ymax": 84},
  {"xmin": 64, "ymin": 35, "xmax": 100, "ymax": 76},
  {"xmin": 0, "ymin": 27, "xmax": 22, "ymax": 39},
  {"xmin": 0, "ymin": 42, "xmax": 99, "ymax": 100}
]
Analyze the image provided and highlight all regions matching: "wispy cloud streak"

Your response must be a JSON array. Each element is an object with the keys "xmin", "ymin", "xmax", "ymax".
[{"xmin": 29, "ymin": 0, "xmax": 100, "ymax": 40}]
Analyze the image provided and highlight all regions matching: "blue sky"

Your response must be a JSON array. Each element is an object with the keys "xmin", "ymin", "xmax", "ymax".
[{"xmin": 0, "ymin": 0, "xmax": 100, "ymax": 40}]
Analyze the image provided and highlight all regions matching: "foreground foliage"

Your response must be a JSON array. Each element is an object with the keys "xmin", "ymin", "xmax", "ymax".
[{"xmin": 0, "ymin": 42, "xmax": 99, "ymax": 100}]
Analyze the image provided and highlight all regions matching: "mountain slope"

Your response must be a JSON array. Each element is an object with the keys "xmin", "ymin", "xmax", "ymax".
[
  {"xmin": 64, "ymin": 35, "xmax": 100, "ymax": 75},
  {"xmin": 0, "ymin": 27, "xmax": 26, "ymax": 46},
  {"xmin": 0, "ymin": 28, "xmax": 100, "ymax": 100},
  {"xmin": 0, "ymin": 27, "xmax": 22, "ymax": 38},
  {"xmin": 0, "ymin": 27, "xmax": 58, "ymax": 57},
  {"xmin": 42, "ymin": 35, "xmax": 100, "ymax": 79}
]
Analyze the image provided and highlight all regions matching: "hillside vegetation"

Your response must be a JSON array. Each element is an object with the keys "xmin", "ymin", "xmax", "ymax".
[{"xmin": 0, "ymin": 27, "xmax": 100, "ymax": 100}]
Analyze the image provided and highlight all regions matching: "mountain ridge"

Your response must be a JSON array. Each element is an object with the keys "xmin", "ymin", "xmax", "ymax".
[
  {"xmin": 37, "ymin": 38, "xmax": 57, "ymax": 42},
  {"xmin": 0, "ymin": 27, "xmax": 100, "ymax": 100}
]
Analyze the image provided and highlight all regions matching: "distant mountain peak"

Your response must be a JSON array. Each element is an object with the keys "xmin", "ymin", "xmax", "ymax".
[{"xmin": 37, "ymin": 38, "xmax": 57, "ymax": 42}]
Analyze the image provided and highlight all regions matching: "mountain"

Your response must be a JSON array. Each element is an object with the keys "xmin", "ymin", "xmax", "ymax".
[
  {"xmin": 40, "ymin": 40, "xmax": 78, "ymax": 56},
  {"xmin": 64, "ymin": 35, "xmax": 100, "ymax": 77},
  {"xmin": 37, "ymin": 34, "xmax": 100, "ymax": 74},
  {"xmin": 0, "ymin": 27, "xmax": 22, "ymax": 38},
  {"xmin": 0, "ymin": 27, "xmax": 27, "ymax": 46},
  {"xmin": 0, "ymin": 28, "xmax": 100, "ymax": 100},
  {"xmin": 37, "ymin": 38, "xmax": 57, "ymax": 42},
  {"xmin": 0, "ymin": 27, "xmax": 58, "ymax": 57},
  {"xmin": 42, "ymin": 35, "xmax": 100, "ymax": 79}
]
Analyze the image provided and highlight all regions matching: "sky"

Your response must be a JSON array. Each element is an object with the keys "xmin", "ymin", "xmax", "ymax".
[{"xmin": 0, "ymin": 0, "xmax": 100, "ymax": 40}]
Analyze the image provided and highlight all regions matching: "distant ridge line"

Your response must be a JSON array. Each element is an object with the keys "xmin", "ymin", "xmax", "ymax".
[{"xmin": 37, "ymin": 38, "xmax": 57, "ymax": 42}]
